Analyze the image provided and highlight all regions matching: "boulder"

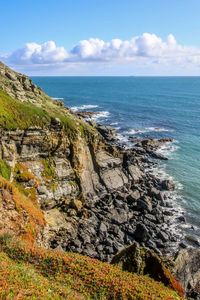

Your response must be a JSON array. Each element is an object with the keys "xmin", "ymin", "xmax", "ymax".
[
  {"xmin": 99, "ymin": 222, "xmax": 108, "ymax": 235},
  {"xmin": 157, "ymin": 230, "xmax": 169, "ymax": 243},
  {"xmin": 133, "ymin": 223, "xmax": 150, "ymax": 242},
  {"xmin": 96, "ymin": 151, "xmax": 121, "ymax": 169},
  {"xmin": 185, "ymin": 235, "xmax": 200, "ymax": 246},
  {"xmin": 111, "ymin": 242, "xmax": 184, "ymax": 297},
  {"xmin": 137, "ymin": 197, "xmax": 152, "ymax": 212},
  {"xmin": 101, "ymin": 168, "xmax": 128, "ymax": 190},
  {"xmin": 128, "ymin": 165, "xmax": 143, "ymax": 182},
  {"xmin": 127, "ymin": 190, "xmax": 141, "ymax": 202},
  {"xmin": 96, "ymin": 125, "xmax": 117, "ymax": 141},
  {"xmin": 161, "ymin": 179, "xmax": 175, "ymax": 191}
]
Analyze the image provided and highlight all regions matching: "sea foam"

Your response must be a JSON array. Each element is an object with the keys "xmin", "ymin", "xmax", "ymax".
[
  {"xmin": 70, "ymin": 104, "xmax": 99, "ymax": 112},
  {"xmin": 128, "ymin": 127, "xmax": 174, "ymax": 135},
  {"xmin": 52, "ymin": 97, "xmax": 64, "ymax": 100}
]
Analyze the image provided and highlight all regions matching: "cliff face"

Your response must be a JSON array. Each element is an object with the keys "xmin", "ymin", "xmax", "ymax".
[
  {"xmin": 0, "ymin": 62, "xmax": 184, "ymax": 261},
  {"xmin": 0, "ymin": 62, "xmax": 188, "ymax": 299},
  {"xmin": 0, "ymin": 120, "xmax": 143, "ymax": 260},
  {"xmin": 0, "ymin": 62, "xmax": 142, "ymax": 259}
]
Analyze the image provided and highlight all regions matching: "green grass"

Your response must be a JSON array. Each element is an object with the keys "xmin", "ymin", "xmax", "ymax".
[
  {"xmin": 42, "ymin": 159, "xmax": 56, "ymax": 180},
  {"xmin": 0, "ymin": 89, "xmax": 51, "ymax": 130},
  {"xmin": 0, "ymin": 89, "xmax": 94, "ymax": 140},
  {"xmin": 0, "ymin": 159, "xmax": 11, "ymax": 180}
]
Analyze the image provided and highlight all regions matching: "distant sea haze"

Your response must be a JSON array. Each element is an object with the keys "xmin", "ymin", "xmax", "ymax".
[{"xmin": 32, "ymin": 76, "xmax": 200, "ymax": 240}]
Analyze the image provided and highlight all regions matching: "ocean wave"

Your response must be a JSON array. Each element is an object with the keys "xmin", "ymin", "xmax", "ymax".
[
  {"xmin": 147, "ymin": 162, "xmax": 185, "ymax": 243},
  {"xmin": 114, "ymin": 127, "xmax": 121, "ymax": 130},
  {"xmin": 147, "ymin": 160, "xmax": 183, "ymax": 190},
  {"xmin": 52, "ymin": 97, "xmax": 64, "ymax": 100},
  {"xmin": 155, "ymin": 142, "xmax": 180, "ymax": 158},
  {"xmin": 110, "ymin": 122, "xmax": 119, "ymax": 126},
  {"xmin": 116, "ymin": 133, "xmax": 129, "ymax": 145},
  {"xmin": 84, "ymin": 111, "xmax": 110, "ymax": 122},
  {"xmin": 70, "ymin": 104, "xmax": 99, "ymax": 112},
  {"xmin": 128, "ymin": 127, "xmax": 174, "ymax": 135}
]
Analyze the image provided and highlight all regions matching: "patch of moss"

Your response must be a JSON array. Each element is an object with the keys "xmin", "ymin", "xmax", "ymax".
[
  {"xmin": 68, "ymin": 180, "xmax": 77, "ymax": 186},
  {"xmin": 50, "ymin": 181, "xmax": 58, "ymax": 192},
  {"xmin": 42, "ymin": 159, "xmax": 56, "ymax": 180},
  {"xmin": 0, "ymin": 159, "xmax": 11, "ymax": 180}
]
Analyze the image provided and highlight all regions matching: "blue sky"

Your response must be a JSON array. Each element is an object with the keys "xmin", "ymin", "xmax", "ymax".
[{"xmin": 1, "ymin": 0, "xmax": 200, "ymax": 75}]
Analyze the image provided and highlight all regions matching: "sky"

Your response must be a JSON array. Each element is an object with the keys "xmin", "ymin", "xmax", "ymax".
[{"xmin": 1, "ymin": 0, "xmax": 200, "ymax": 76}]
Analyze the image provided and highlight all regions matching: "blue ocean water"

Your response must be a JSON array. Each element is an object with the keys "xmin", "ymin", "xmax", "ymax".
[{"xmin": 32, "ymin": 76, "xmax": 200, "ymax": 238}]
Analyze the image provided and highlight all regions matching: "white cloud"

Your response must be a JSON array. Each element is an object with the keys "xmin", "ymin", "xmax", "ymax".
[
  {"xmin": 1, "ymin": 33, "xmax": 200, "ymax": 75},
  {"xmin": 8, "ymin": 41, "xmax": 69, "ymax": 64}
]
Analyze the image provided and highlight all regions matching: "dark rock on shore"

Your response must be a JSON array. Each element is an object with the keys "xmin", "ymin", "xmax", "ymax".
[
  {"xmin": 135, "ymin": 138, "xmax": 174, "ymax": 160},
  {"xmin": 161, "ymin": 179, "xmax": 176, "ymax": 191},
  {"xmin": 111, "ymin": 242, "xmax": 184, "ymax": 297},
  {"xmin": 96, "ymin": 125, "xmax": 117, "ymax": 141},
  {"xmin": 75, "ymin": 111, "xmax": 97, "ymax": 118}
]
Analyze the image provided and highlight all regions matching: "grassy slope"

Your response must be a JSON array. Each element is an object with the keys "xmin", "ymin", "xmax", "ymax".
[
  {"xmin": 0, "ymin": 234, "xmax": 182, "ymax": 300},
  {"xmin": 0, "ymin": 89, "xmax": 94, "ymax": 139},
  {"xmin": 0, "ymin": 90, "xmax": 50, "ymax": 130}
]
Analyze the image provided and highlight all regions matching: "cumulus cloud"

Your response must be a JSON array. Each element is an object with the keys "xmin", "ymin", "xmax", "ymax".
[
  {"xmin": 8, "ymin": 41, "xmax": 69, "ymax": 64},
  {"xmin": 2, "ymin": 33, "xmax": 200, "ymax": 71}
]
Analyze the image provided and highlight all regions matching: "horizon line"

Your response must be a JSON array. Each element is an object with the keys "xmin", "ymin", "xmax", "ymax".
[{"xmin": 30, "ymin": 75, "xmax": 200, "ymax": 77}]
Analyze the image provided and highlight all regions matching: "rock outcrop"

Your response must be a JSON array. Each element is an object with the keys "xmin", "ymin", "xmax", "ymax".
[
  {"xmin": 0, "ymin": 61, "xmax": 50, "ymax": 105},
  {"xmin": 111, "ymin": 242, "xmax": 184, "ymax": 298}
]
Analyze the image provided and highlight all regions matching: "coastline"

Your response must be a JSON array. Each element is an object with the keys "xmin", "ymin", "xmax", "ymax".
[
  {"xmin": 55, "ymin": 107, "xmax": 187, "ymax": 260},
  {"xmin": 69, "ymin": 104, "xmax": 200, "ymax": 253}
]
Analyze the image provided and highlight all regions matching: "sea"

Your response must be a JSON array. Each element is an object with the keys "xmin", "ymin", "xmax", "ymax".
[{"xmin": 32, "ymin": 76, "xmax": 200, "ymax": 243}]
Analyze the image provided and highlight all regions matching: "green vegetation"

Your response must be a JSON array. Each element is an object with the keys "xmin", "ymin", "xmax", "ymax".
[
  {"xmin": 0, "ymin": 234, "xmax": 182, "ymax": 300},
  {"xmin": 0, "ymin": 159, "xmax": 11, "ymax": 180},
  {"xmin": 0, "ymin": 89, "xmax": 95, "ymax": 140},
  {"xmin": 0, "ymin": 90, "xmax": 50, "ymax": 130},
  {"xmin": 42, "ymin": 158, "xmax": 56, "ymax": 180}
]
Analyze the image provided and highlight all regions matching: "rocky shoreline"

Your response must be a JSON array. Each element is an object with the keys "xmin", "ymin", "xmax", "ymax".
[{"xmin": 47, "ymin": 112, "xmax": 185, "ymax": 262}]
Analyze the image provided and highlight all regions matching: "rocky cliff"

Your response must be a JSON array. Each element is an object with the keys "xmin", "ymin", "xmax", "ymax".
[
  {"xmin": 0, "ymin": 61, "xmax": 198, "ymax": 299},
  {"xmin": 0, "ymin": 100, "xmax": 180, "ymax": 262}
]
